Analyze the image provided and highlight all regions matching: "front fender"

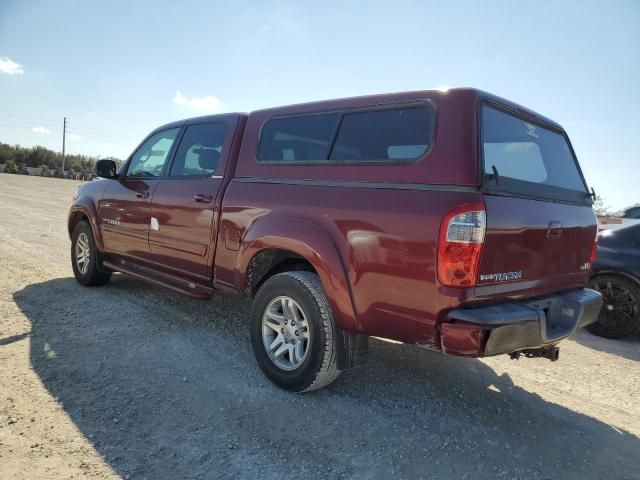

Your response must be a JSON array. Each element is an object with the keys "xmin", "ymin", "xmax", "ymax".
[
  {"xmin": 68, "ymin": 197, "xmax": 103, "ymax": 251},
  {"xmin": 237, "ymin": 215, "xmax": 360, "ymax": 332}
]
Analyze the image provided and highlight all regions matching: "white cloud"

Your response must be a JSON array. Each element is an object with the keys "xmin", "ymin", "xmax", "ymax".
[
  {"xmin": 173, "ymin": 90, "xmax": 223, "ymax": 113},
  {"xmin": 0, "ymin": 57, "xmax": 24, "ymax": 75},
  {"xmin": 32, "ymin": 126, "xmax": 51, "ymax": 134},
  {"xmin": 68, "ymin": 133, "xmax": 82, "ymax": 142}
]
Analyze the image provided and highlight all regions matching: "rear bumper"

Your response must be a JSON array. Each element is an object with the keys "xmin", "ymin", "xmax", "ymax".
[{"xmin": 440, "ymin": 288, "xmax": 603, "ymax": 357}]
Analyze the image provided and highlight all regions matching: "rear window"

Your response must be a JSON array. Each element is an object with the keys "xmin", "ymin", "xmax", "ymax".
[
  {"xmin": 257, "ymin": 104, "xmax": 435, "ymax": 163},
  {"xmin": 482, "ymin": 105, "xmax": 589, "ymax": 203}
]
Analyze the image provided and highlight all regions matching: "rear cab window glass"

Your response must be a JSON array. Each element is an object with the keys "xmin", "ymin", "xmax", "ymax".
[
  {"xmin": 329, "ymin": 107, "xmax": 433, "ymax": 162},
  {"xmin": 257, "ymin": 103, "xmax": 435, "ymax": 163},
  {"xmin": 257, "ymin": 114, "xmax": 339, "ymax": 162},
  {"xmin": 170, "ymin": 123, "xmax": 228, "ymax": 176},
  {"xmin": 481, "ymin": 105, "xmax": 589, "ymax": 203}
]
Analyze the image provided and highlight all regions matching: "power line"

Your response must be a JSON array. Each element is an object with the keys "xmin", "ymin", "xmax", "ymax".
[
  {"xmin": 70, "ymin": 122, "xmax": 139, "ymax": 141},
  {"xmin": 1, "ymin": 112, "xmax": 60, "ymax": 123},
  {"xmin": 1, "ymin": 115, "xmax": 136, "ymax": 160},
  {"xmin": 0, "ymin": 119, "xmax": 61, "ymax": 130},
  {"xmin": 0, "ymin": 114, "xmax": 138, "ymax": 141},
  {"xmin": 67, "ymin": 126, "xmax": 137, "ymax": 144},
  {"xmin": 65, "ymin": 128, "xmax": 134, "ymax": 147}
]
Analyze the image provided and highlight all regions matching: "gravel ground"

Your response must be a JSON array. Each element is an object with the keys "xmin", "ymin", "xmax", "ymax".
[{"xmin": 0, "ymin": 173, "xmax": 639, "ymax": 480}]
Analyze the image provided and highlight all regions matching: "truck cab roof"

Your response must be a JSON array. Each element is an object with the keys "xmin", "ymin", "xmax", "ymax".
[{"xmin": 150, "ymin": 88, "xmax": 564, "ymax": 138}]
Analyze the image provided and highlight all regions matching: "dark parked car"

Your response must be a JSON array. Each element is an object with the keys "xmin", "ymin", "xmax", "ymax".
[
  {"xmin": 622, "ymin": 206, "xmax": 640, "ymax": 219},
  {"xmin": 68, "ymin": 88, "xmax": 602, "ymax": 392},
  {"xmin": 588, "ymin": 221, "xmax": 640, "ymax": 338}
]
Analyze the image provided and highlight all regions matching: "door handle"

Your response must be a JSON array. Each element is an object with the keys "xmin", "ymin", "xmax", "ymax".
[
  {"xmin": 547, "ymin": 221, "xmax": 563, "ymax": 238},
  {"xmin": 135, "ymin": 191, "xmax": 149, "ymax": 199},
  {"xmin": 193, "ymin": 194, "xmax": 212, "ymax": 203}
]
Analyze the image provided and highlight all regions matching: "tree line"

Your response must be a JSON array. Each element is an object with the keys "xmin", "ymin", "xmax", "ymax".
[{"xmin": 0, "ymin": 142, "xmax": 121, "ymax": 174}]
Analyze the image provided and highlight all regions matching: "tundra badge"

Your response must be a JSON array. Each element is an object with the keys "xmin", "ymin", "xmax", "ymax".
[{"xmin": 479, "ymin": 271, "xmax": 523, "ymax": 282}]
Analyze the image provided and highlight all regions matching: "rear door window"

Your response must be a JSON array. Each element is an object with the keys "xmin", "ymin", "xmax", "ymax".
[
  {"xmin": 482, "ymin": 105, "xmax": 589, "ymax": 203},
  {"xmin": 170, "ymin": 123, "xmax": 228, "ymax": 176},
  {"xmin": 257, "ymin": 103, "xmax": 435, "ymax": 163}
]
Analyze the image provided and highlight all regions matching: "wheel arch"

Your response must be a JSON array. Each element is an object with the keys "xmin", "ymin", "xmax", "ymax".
[
  {"xmin": 236, "ymin": 215, "xmax": 360, "ymax": 332},
  {"xmin": 68, "ymin": 198, "xmax": 104, "ymax": 251},
  {"xmin": 590, "ymin": 270, "xmax": 640, "ymax": 289},
  {"xmin": 246, "ymin": 248, "xmax": 317, "ymax": 296}
]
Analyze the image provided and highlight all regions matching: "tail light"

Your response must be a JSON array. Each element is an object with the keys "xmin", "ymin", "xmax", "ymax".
[
  {"xmin": 589, "ymin": 234, "xmax": 598, "ymax": 267},
  {"xmin": 437, "ymin": 203, "xmax": 486, "ymax": 287}
]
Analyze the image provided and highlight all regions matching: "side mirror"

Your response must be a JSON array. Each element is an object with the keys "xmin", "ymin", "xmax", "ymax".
[{"xmin": 96, "ymin": 159, "xmax": 118, "ymax": 179}]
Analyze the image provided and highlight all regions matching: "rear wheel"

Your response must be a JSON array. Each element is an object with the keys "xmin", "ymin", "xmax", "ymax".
[
  {"xmin": 587, "ymin": 275, "xmax": 640, "ymax": 339},
  {"xmin": 250, "ymin": 271, "xmax": 340, "ymax": 392},
  {"xmin": 71, "ymin": 221, "xmax": 111, "ymax": 286}
]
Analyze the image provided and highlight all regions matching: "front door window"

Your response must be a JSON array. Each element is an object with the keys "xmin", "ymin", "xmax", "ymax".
[{"xmin": 127, "ymin": 128, "xmax": 180, "ymax": 178}]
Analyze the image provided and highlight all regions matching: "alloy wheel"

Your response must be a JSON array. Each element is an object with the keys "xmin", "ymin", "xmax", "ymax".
[
  {"xmin": 261, "ymin": 296, "xmax": 311, "ymax": 371},
  {"xmin": 75, "ymin": 232, "xmax": 91, "ymax": 275},
  {"xmin": 592, "ymin": 279, "xmax": 639, "ymax": 335}
]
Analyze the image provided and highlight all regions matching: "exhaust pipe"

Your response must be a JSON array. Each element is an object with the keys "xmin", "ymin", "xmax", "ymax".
[{"xmin": 509, "ymin": 346, "xmax": 559, "ymax": 362}]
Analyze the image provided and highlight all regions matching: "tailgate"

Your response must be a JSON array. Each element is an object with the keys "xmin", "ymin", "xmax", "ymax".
[
  {"xmin": 477, "ymin": 196, "xmax": 596, "ymax": 300},
  {"xmin": 476, "ymin": 102, "xmax": 597, "ymax": 300}
]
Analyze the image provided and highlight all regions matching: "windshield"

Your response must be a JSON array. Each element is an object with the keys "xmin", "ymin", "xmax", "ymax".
[{"xmin": 482, "ymin": 105, "xmax": 590, "ymax": 204}]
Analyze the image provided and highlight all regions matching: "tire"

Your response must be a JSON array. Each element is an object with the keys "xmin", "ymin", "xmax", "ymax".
[
  {"xmin": 587, "ymin": 275, "xmax": 640, "ymax": 339},
  {"xmin": 70, "ymin": 220, "xmax": 112, "ymax": 286},
  {"xmin": 250, "ymin": 271, "xmax": 340, "ymax": 392}
]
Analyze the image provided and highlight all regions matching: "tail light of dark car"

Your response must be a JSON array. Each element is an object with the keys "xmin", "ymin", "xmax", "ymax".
[{"xmin": 590, "ymin": 233, "xmax": 598, "ymax": 267}]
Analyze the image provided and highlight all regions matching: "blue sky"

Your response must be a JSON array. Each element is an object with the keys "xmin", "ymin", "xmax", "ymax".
[{"xmin": 0, "ymin": 0, "xmax": 638, "ymax": 210}]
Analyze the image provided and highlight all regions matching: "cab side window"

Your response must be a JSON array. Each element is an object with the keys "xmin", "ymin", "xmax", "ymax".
[
  {"xmin": 127, "ymin": 128, "xmax": 180, "ymax": 178},
  {"xmin": 257, "ymin": 105, "xmax": 435, "ymax": 163},
  {"xmin": 170, "ymin": 123, "xmax": 229, "ymax": 176},
  {"xmin": 257, "ymin": 114, "xmax": 339, "ymax": 162}
]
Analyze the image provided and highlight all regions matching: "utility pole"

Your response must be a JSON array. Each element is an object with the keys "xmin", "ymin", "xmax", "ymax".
[{"xmin": 61, "ymin": 117, "xmax": 67, "ymax": 171}]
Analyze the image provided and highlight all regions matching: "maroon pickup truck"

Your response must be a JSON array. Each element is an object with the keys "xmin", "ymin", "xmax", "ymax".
[{"xmin": 68, "ymin": 88, "xmax": 602, "ymax": 392}]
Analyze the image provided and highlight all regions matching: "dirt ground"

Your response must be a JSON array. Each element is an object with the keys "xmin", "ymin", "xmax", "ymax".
[{"xmin": 0, "ymin": 173, "xmax": 639, "ymax": 480}]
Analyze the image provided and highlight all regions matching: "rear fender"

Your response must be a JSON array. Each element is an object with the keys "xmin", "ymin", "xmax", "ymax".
[{"xmin": 237, "ymin": 215, "xmax": 360, "ymax": 332}]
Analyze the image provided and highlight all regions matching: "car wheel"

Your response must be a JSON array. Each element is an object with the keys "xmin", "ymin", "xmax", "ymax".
[
  {"xmin": 250, "ymin": 271, "xmax": 340, "ymax": 392},
  {"xmin": 71, "ymin": 220, "xmax": 112, "ymax": 286},
  {"xmin": 587, "ymin": 275, "xmax": 640, "ymax": 339}
]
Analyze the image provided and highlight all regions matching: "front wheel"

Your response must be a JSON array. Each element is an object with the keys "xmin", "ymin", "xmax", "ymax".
[
  {"xmin": 250, "ymin": 271, "xmax": 340, "ymax": 392},
  {"xmin": 71, "ymin": 220, "xmax": 111, "ymax": 286}
]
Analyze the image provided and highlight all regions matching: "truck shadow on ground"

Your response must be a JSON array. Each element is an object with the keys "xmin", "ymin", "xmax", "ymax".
[
  {"xmin": 571, "ymin": 329, "xmax": 640, "ymax": 362},
  {"xmin": 14, "ymin": 275, "xmax": 640, "ymax": 480}
]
